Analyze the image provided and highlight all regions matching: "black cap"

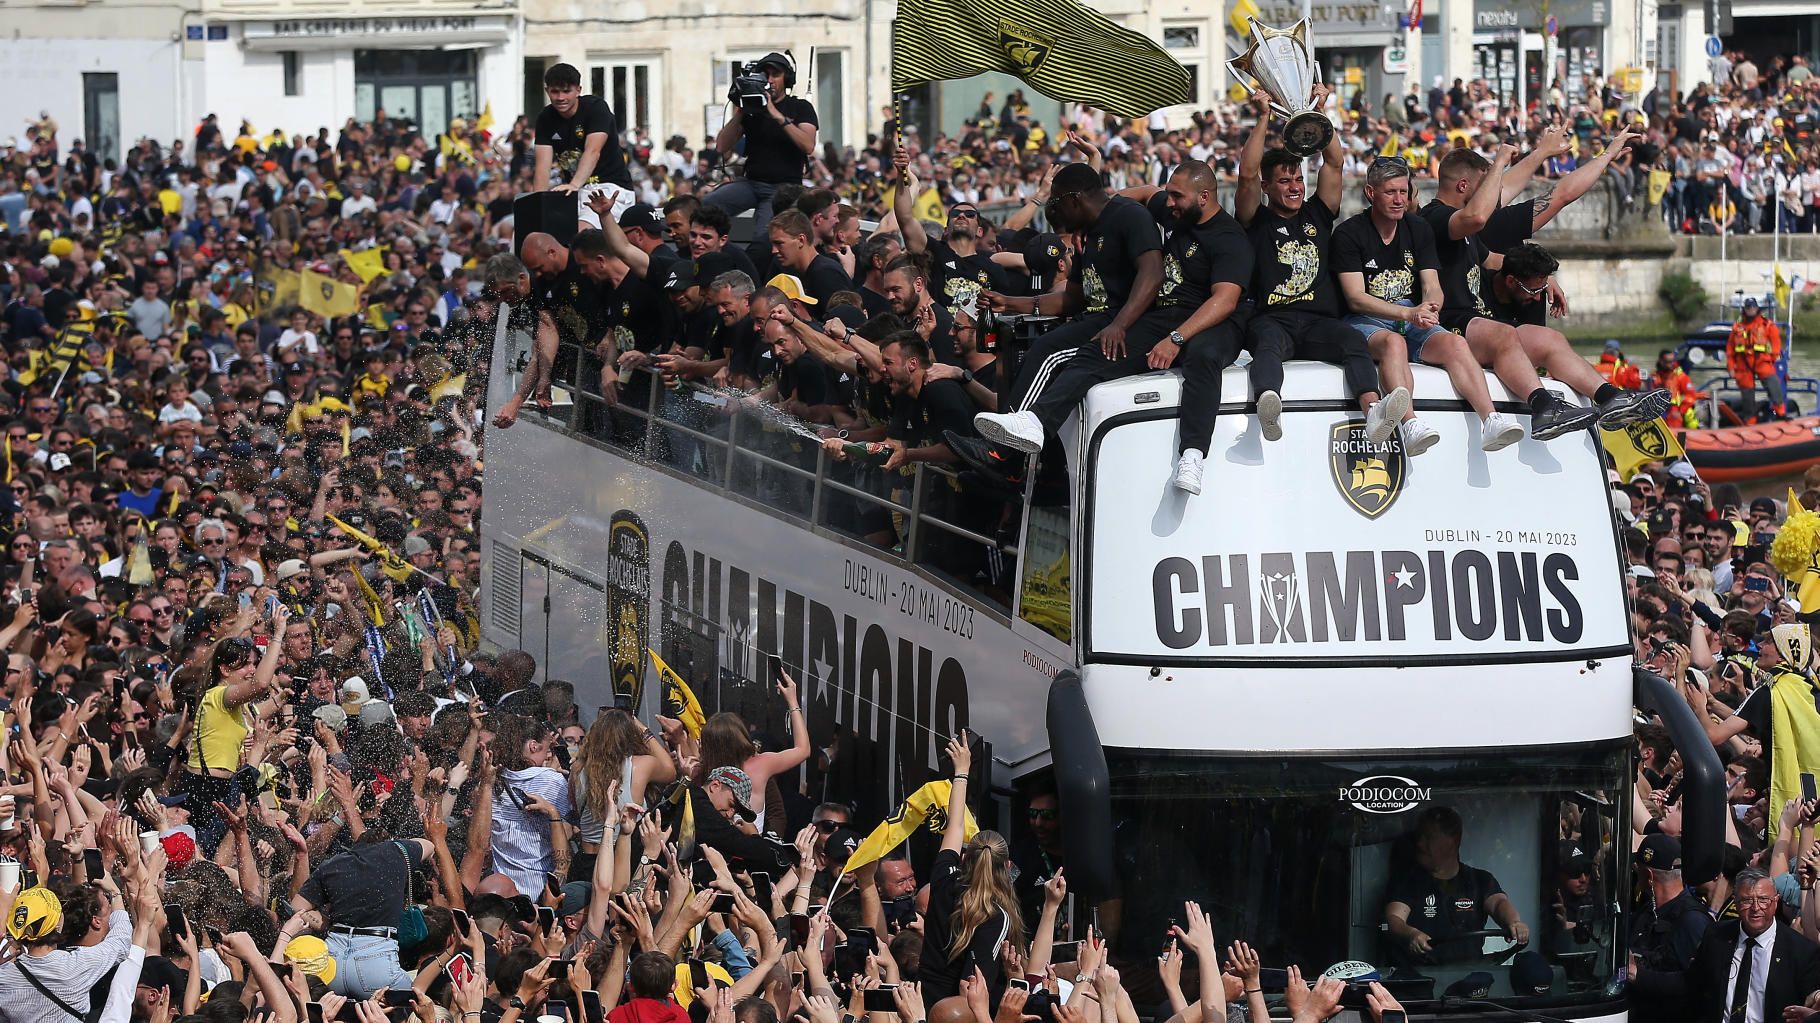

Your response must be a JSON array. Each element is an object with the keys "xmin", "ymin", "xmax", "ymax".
[
  {"xmin": 1022, "ymin": 233, "xmax": 1067, "ymax": 278},
  {"xmin": 825, "ymin": 827, "xmax": 862, "ymax": 863},
  {"xmin": 664, "ymin": 251, "xmax": 739, "ymax": 292},
  {"xmin": 618, "ymin": 203, "xmax": 663, "ymax": 234},
  {"xmin": 1557, "ymin": 840, "xmax": 1593, "ymax": 873},
  {"xmin": 1634, "ymin": 833, "xmax": 1682, "ymax": 870},
  {"xmin": 1751, "ymin": 496, "xmax": 1779, "ymax": 516},
  {"xmin": 758, "ymin": 52, "xmax": 792, "ymax": 72},
  {"xmin": 824, "ymin": 305, "xmax": 867, "ymax": 332}
]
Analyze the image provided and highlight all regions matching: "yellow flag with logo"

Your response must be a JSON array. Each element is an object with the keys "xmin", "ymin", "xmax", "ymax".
[
  {"xmin": 341, "ymin": 247, "xmax": 389, "ymax": 284},
  {"xmin": 891, "ymin": 0, "xmax": 1189, "ymax": 119},
  {"xmin": 301, "ymin": 269, "xmax": 361, "ymax": 319},
  {"xmin": 648, "ymin": 648, "xmax": 706, "ymax": 738},
  {"xmin": 326, "ymin": 513, "xmax": 413, "ymax": 583},
  {"xmin": 1768, "ymin": 666, "xmax": 1820, "ymax": 846},
  {"xmin": 1647, "ymin": 169, "xmax": 1672, "ymax": 209},
  {"xmin": 845, "ymin": 781, "xmax": 979, "ymax": 872},
  {"xmin": 1601, "ymin": 419, "xmax": 1684, "ymax": 482}
]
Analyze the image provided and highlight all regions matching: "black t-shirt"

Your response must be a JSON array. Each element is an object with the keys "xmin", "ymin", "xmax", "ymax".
[
  {"xmin": 534, "ymin": 95, "xmax": 633, "ymax": 189},
  {"xmin": 929, "ymin": 239, "xmax": 1008, "ymax": 310},
  {"xmin": 611, "ymin": 252, "xmax": 680, "ymax": 353},
  {"xmin": 1330, "ymin": 211, "xmax": 1441, "ymax": 308},
  {"xmin": 1071, "ymin": 196, "xmax": 1162, "ymax": 315},
  {"xmin": 919, "ymin": 848, "xmax": 1012, "ymax": 1002},
  {"xmin": 1385, "ymin": 862, "xmax": 1505, "ymax": 962},
  {"xmin": 1248, "ymin": 198, "xmax": 1341, "ymax": 317},
  {"xmin": 889, "ymin": 378, "xmax": 977, "ymax": 448},
  {"xmin": 1145, "ymin": 193, "xmax": 1252, "ymax": 309},
  {"xmin": 743, "ymin": 96, "xmax": 818, "ymax": 184},
  {"xmin": 299, "ymin": 839, "xmax": 425, "ymax": 928},
  {"xmin": 779, "ymin": 349, "xmax": 846, "ymax": 409},
  {"xmin": 799, "ymin": 253, "xmax": 854, "ymax": 309},
  {"xmin": 534, "ymin": 254, "xmax": 605, "ymax": 346},
  {"xmin": 1736, "ymin": 672, "xmax": 1820, "ymax": 753},
  {"xmin": 1417, "ymin": 199, "xmax": 1493, "ymax": 325},
  {"xmin": 721, "ymin": 317, "xmax": 773, "ymax": 384},
  {"xmin": 1479, "ymin": 200, "xmax": 1539, "ymax": 255},
  {"xmin": 680, "ymin": 304, "xmax": 720, "ymax": 354}
]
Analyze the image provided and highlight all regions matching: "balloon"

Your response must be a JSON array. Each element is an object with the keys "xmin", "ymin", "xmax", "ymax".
[
  {"xmin": 47, "ymin": 237, "xmax": 74, "ymax": 258},
  {"xmin": 394, "ymin": 154, "xmax": 412, "ymax": 172}
]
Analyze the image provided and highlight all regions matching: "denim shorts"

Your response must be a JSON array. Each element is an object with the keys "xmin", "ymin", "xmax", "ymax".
[
  {"xmin": 327, "ymin": 932, "xmax": 414, "ymax": 999},
  {"xmin": 1344, "ymin": 302, "xmax": 1449, "ymax": 362}
]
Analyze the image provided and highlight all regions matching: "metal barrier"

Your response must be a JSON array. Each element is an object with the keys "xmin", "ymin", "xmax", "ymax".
[{"xmin": 511, "ymin": 337, "xmax": 1031, "ymax": 620}]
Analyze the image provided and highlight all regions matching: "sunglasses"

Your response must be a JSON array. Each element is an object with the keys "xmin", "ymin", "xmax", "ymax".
[
  {"xmin": 950, "ymin": 208, "xmax": 979, "ymax": 219},
  {"xmin": 1027, "ymin": 808, "xmax": 1058, "ymax": 821},
  {"xmin": 1513, "ymin": 278, "xmax": 1550, "ymax": 298},
  {"xmin": 812, "ymin": 819, "xmax": 845, "ymax": 833}
]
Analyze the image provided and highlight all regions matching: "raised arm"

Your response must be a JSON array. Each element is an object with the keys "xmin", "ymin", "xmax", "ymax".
[
  {"xmin": 941, "ymin": 731, "xmax": 972, "ymax": 854},
  {"xmin": 894, "ymin": 150, "xmax": 928, "ymax": 255},
  {"xmin": 533, "ymin": 146, "xmax": 554, "ymax": 192},
  {"xmin": 1445, "ymin": 144, "xmax": 1514, "ymax": 240},
  {"xmin": 1312, "ymin": 85, "xmax": 1344, "ymax": 214},
  {"xmin": 1234, "ymin": 96, "xmax": 1270, "ymax": 227},
  {"xmin": 1532, "ymin": 129, "xmax": 1636, "ymax": 232},
  {"xmin": 1501, "ymin": 123, "xmax": 1570, "ymax": 204},
  {"xmin": 587, "ymin": 195, "xmax": 651, "ymax": 278}
]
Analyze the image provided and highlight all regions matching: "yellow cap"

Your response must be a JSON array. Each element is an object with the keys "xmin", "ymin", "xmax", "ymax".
[
  {"xmin": 764, "ymin": 274, "xmax": 819, "ymax": 307},
  {"xmin": 1733, "ymin": 520, "xmax": 1752, "ymax": 546},
  {"xmin": 284, "ymin": 934, "xmax": 338, "ymax": 984},
  {"xmin": 8, "ymin": 887, "xmax": 62, "ymax": 941}
]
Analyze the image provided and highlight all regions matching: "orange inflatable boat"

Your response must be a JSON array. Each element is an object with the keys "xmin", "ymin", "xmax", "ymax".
[{"xmin": 1681, "ymin": 417, "xmax": 1820, "ymax": 483}]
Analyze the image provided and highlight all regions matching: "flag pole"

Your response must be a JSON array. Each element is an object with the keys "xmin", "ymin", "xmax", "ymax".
[{"xmin": 890, "ymin": 19, "xmax": 903, "ymax": 152}]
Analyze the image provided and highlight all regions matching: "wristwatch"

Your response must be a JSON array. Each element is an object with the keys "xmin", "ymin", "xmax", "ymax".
[
  {"xmin": 508, "ymin": 997, "xmax": 527, "ymax": 1010},
  {"xmin": 960, "ymin": 369, "xmax": 975, "ymax": 384},
  {"xmin": 1167, "ymin": 330, "xmax": 1186, "ymax": 347}
]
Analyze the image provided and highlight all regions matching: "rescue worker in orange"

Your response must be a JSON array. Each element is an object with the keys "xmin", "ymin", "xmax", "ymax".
[
  {"xmin": 1652, "ymin": 349, "xmax": 1707, "ymax": 429},
  {"xmin": 1728, "ymin": 296, "xmax": 1785, "ymax": 422},
  {"xmin": 1596, "ymin": 340, "xmax": 1643, "ymax": 390}
]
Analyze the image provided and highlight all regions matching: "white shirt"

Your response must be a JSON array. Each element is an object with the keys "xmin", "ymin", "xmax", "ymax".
[
  {"xmin": 1726, "ymin": 921, "xmax": 1777, "ymax": 1023},
  {"xmin": 342, "ymin": 194, "xmax": 377, "ymax": 217},
  {"xmin": 276, "ymin": 328, "xmax": 320, "ymax": 355}
]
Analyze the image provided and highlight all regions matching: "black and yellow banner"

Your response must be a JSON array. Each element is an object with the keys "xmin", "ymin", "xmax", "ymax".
[
  {"xmin": 891, "ymin": 0, "xmax": 1189, "ymax": 119},
  {"xmin": 1600, "ymin": 418, "xmax": 1684, "ymax": 483},
  {"xmin": 845, "ymin": 781, "xmax": 979, "ymax": 871},
  {"xmin": 649, "ymin": 648, "xmax": 706, "ymax": 738}
]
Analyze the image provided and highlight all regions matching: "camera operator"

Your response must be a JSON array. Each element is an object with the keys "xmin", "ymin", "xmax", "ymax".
[
  {"xmin": 534, "ymin": 62, "xmax": 636, "ymax": 230},
  {"xmin": 707, "ymin": 52, "xmax": 817, "ymax": 243}
]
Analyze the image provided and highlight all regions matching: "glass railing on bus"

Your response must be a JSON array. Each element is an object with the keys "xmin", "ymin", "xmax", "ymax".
[{"xmin": 507, "ymin": 337, "xmax": 1071, "ymax": 639}]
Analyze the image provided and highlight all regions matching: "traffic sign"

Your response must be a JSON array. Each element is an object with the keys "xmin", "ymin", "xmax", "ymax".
[
  {"xmin": 1706, "ymin": 35, "xmax": 1723, "ymax": 58},
  {"xmin": 1545, "ymin": 14, "xmax": 1558, "ymax": 37}
]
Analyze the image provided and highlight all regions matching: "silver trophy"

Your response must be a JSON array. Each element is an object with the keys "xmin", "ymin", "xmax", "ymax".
[{"xmin": 1227, "ymin": 18, "xmax": 1335, "ymax": 158}]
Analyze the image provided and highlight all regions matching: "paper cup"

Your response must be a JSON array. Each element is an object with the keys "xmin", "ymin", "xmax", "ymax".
[
  {"xmin": 539, "ymin": 1015, "xmax": 564, "ymax": 1023},
  {"xmin": 0, "ymin": 861, "xmax": 19, "ymax": 889},
  {"xmin": 140, "ymin": 831, "xmax": 160, "ymax": 855}
]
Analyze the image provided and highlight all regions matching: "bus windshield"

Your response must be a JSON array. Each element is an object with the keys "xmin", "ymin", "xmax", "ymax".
[
  {"xmin": 1101, "ymin": 743, "xmax": 1629, "ymax": 1014},
  {"xmin": 1086, "ymin": 408, "xmax": 1630, "ymax": 665}
]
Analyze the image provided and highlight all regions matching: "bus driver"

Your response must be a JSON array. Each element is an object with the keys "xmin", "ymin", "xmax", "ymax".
[{"xmin": 1384, "ymin": 805, "xmax": 1531, "ymax": 966}]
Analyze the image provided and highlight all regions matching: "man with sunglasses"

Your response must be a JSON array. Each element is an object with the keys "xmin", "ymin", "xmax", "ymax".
[
  {"xmin": 894, "ymin": 151, "xmax": 1008, "ymax": 315},
  {"xmin": 1422, "ymin": 137, "xmax": 1668, "ymax": 435}
]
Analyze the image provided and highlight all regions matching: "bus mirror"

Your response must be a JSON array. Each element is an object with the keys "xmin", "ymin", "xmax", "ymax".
[
  {"xmin": 1046, "ymin": 670, "xmax": 1114, "ymax": 901},
  {"xmin": 1634, "ymin": 666, "xmax": 1724, "ymax": 885}
]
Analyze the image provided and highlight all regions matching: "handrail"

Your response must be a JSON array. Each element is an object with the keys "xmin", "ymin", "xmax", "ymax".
[{"xmin": 505, "ymin": 340, "xmax": 1029, "ymax": 611}]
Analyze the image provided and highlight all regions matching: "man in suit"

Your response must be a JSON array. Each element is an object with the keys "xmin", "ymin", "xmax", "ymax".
[{"xmin": 1635, "ymin": 865, "xmax": 1820, "ymax": 1022}]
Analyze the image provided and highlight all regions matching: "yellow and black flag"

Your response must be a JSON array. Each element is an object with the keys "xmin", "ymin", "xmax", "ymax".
[{"xmin": 892, "ymin": 0, "xmax": 1189, "ymax": 119}]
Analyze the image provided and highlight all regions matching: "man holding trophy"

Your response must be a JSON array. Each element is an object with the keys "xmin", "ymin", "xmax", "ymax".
[{"xmin": 1226, "ymin": 20, "xmax": 1410, "ymax": 449}]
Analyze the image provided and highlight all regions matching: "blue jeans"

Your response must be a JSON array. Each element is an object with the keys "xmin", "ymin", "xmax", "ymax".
[
  {"xmin": 1344, "ymin": 301, "xmax": 1448, "ymax": 363},
  {"xmin": 704, "ymin": 179, "xmax": 780, "ymax": 242},
  {"xmin": 328, "ymin": 932, "xmax": 414, "ymax": 999}
]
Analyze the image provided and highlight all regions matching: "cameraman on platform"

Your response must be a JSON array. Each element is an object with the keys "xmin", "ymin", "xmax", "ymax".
[{"xmin": 706, "ymin": 51, "xmax": 817, "ymax": 243}]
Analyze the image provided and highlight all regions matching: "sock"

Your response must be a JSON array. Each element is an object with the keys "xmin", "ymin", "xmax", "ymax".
[
  {"xmin": 1528, "ymin": 388, "xmax": 1553, "ymax": 412},
  {"xmin": 1593, "ymin": 383, "xmax": 1621, "ymax": 405}
]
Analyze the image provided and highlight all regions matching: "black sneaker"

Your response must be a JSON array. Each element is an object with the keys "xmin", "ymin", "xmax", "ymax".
[
  {"xmin": 1595, "ymin": 388, "xmax": 1673, "ymax": 429},
  {"xmin": 1529, "ymin": 397, "xmax": 1599, "ymax": 440},
  {"xmin": 946, "ymin": 431, "xmax": 1026, "ymax": 490}
]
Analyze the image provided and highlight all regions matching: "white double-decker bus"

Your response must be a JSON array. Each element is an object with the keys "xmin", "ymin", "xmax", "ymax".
[{"xmin": 479, "ymin": 309, "xmax": 1721, "ymax": 1021}]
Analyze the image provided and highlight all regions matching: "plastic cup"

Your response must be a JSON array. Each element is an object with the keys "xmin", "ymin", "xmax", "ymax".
[
  {"xmin": 0, "ymin": 861, "xmax": 19, "ymax": 889},
  {"xmin": 539, "ymin": 1015, "xmax": 564, "ymax": 1023},
  {"xmin": 139, "ymin": 830, "xmax": 160, "ymax": 855}
]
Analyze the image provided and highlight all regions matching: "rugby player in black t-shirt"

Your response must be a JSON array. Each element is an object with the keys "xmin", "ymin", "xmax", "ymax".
[
  {"xmin": 1332, "ymin": 158, "xmax": 1512, "ymax": 452},
  {"xmin": 966, "ymin": 162, "xmax": 1163, "ymax": 459},
  {"xmin": 957, "ymin": 161, "xmax": 1251, "ymax": 496},
  {"xmin": 1230, "ymin": 91, "xmax": 1408, "ymax": 448},
  {"xmin": 1480, "ymin": 242, "xmax": 1560, "ymax": 330},
  {"xmin": 1421, "ymin": 136, "xmax": 1667, "ymax": 438},
  {"xmin": 534, "ymin": 62, "xmax": 635, "ymax": 229},
  {"xmin": 894, "ymin": 150, "xmax": 1009, "ymax": 313}
]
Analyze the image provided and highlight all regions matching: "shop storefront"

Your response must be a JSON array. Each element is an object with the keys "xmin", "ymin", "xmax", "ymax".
[{"xmin": 1472, "ymin": 0, "xmax": 1608, "ymax": 109}]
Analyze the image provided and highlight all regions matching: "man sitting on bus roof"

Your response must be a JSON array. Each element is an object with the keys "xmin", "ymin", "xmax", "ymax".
[
  {"xmin": 1383, "ymin": 805, "xmax": 1530, "ymax": 967},
  {"xmin": 951, "ymin": 159, "xmax": 1250, "ymax": 495}
]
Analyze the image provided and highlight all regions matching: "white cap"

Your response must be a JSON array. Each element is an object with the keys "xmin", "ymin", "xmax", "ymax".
[
  {"xmin": 275, "ymin": 558, "xmax": 309, "ymax": 582},
  {"xmin": 340, "ymin": 676, "xmax": 378, "ymax": 706}
]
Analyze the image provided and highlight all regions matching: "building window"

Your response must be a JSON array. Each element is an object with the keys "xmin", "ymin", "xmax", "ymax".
[
  {"xmin": 588, "ymin": 57, "xmax": 662, "ymax": 140},
  {"xmin": 1184, "ymin": 63, "xmax": 1201, "ymax": 105},
  {"xmin": 1163, "ymin": 26, "xmax": 1200, "ymax": 49},
  {"xmin": 815, "ymin": 50, "xmax": 845, "ymax": 147},
  {"xmin": 283, "ymin": 52, "xmax": 301, "ymax": 97}
]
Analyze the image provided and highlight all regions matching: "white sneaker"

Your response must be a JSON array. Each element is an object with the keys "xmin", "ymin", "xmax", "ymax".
[
  {"xmin": 1481, "ymin": 412, "xmax": 1523, "ymax": 452},
  {"xmin": 1257, "ymin": 390, "xmax": 1283, "ymax": 442},
  {"xmin": 1400, "ymin": 417, "xmax": 1440, "ymax": 457},
  {"xmin": 1173, "ymin": 449, "xmax": 1205, "ymax": 495},
  {"xmin": 1364, "ymin": 386, "xmax": 1411, "ymax": 444},
  {"xmin": 973, "ymin": 409, "xmax": 1045, "ymax": 454}
]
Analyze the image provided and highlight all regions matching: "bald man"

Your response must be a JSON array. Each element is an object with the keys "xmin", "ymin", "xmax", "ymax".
[{"xmin": 956, "ymin": 160, "xmax": 1254, "ymax": 495}]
